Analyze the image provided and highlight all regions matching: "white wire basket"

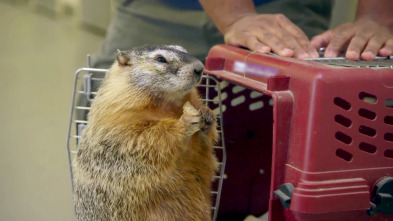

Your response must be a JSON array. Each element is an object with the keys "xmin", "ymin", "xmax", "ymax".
[{"xmin": 66, "ymin": 65, "xmax": 227, "ymax": 221}]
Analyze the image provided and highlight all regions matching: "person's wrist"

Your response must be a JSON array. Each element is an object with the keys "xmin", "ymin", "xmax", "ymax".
[{"xmin": 220, "ymin": 12, "xmax": 257, "ymax": 35}]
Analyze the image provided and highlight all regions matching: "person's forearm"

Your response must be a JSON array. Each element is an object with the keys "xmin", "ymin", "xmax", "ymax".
[
  {"xmin": 356, "ymin": 0, "xmax": 393, "ymax": 30},
  {"xmin": 199, "ymin": 0, "xmax": 256, "ymax": 34}
]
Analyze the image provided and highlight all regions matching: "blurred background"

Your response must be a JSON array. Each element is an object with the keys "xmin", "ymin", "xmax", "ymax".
[{"xmin": 0, "ymin": 0, "xmax": 357, "ymax": 220}]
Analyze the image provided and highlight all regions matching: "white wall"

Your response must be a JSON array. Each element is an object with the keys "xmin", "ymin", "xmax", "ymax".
[
  {"xmin": 80, "ymin": 0, "xmax": 113, "ymax": 32},
  {"xmin": 26, "ymin": 0, "xmax": 113, "ymax": 33}
]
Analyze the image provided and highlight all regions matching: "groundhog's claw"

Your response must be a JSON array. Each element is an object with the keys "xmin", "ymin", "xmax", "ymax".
[
  {"xmin": 180, "ymin": 102, "xmax": 201, "ymax": 136},
  {"xmin": 182, "ymin": 101, "xmax": 199, "ymax": 116},
  {"xmin": 198, "ymin": 105, "xmax": 216, "ymax": 133}
]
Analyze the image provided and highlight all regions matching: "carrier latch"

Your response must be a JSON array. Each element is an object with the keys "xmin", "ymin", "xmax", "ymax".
[
  {"xmin": 274, "ymin": 183, "xmax": 294, "ymax": 208},
  {"xmin": 368, "ymin": 177, "xmax": 393, "ymax": 215}
]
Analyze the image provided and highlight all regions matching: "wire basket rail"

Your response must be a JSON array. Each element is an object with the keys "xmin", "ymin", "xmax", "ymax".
[{"xmin": 66, "ymin": 67, "xmax": 227, "ymax": 221}]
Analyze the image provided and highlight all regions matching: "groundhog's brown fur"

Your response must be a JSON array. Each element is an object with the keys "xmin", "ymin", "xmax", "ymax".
[{"xmin": 73, "ymin": 45, "xmax": 218, "ymax": 221}]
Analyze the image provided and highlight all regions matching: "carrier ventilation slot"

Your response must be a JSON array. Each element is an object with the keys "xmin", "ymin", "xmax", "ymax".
[
  {"xmin": 336, "ymin": 148, "xmax": 353, "ymax": 162},
  {"xmin": 385, "ymin": 150, "xmax": 393, "ymax": 159},
  {"xmin": 334, "ymin": 115, "xmax": 352, "ymax": 127},
  {"xmin": 359, "ymin": 92, "xmax": 377, "ymax": 104},
  {"xmin": 359, "ymin": 125, "xmax": 376, "ymax": 137},
  {"xmin": 358, "ymin": 108, "xmax": 376, "ymax": 120},
  {"xmin": 230, "ymin": 95, "xmax": 246, "ymax": 107},
  {"xmin": 335, "ymin": 131, "xmax": 352, "ymax": 144},
  {"xmin": 334, "ymin": 97, "xmax": 351, "ymax": 110},
  {"xmin": 359, "ymin": 142, "xmax": 377, "ymax": 154},
  {"xmin": 384, "ymin": 133, "xmax": 393, "ymax": 142},
  {"xmin": 384, "ymin": 116, "xmax": 393, "ymax": 126},
  {"xmin": 385, "ymin": 99, "xmax": 393, "ymax": 108}
]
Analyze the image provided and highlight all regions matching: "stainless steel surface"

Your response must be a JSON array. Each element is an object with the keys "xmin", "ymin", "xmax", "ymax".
[{"xmin": 305, "ymin": 48, "xmax": 393, "ymax": 69}]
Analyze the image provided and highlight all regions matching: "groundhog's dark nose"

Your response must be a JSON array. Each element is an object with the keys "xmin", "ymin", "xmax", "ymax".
[{"xmin": 194, "ymin": 67, "xmax": 203, "ymax": 77}]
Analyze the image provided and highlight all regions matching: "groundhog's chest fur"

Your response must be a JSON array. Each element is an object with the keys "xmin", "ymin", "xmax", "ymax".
[{"xmin": 73, "ymin": 45, "xmax": 219, "ymax": 221}]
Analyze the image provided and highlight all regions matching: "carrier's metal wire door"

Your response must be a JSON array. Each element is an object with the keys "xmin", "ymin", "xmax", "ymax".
[{"xmin": 66, "ymin": 67, "xmax": 226, "ymax": 221}]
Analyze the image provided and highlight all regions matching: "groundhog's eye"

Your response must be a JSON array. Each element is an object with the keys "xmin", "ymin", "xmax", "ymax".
[{"xmin": 155, "ymin": 56, "xmax": 168, "ymax": 63}]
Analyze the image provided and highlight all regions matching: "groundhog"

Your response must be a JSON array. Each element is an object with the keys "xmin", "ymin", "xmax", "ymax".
[{"xmin": 73, "ymin": 45, "xmax": 219, "ymax": 221}]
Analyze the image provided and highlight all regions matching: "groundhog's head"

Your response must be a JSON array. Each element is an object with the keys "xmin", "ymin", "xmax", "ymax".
[{"xmin": 113, "ymin": 45, "xmax": 204, "ymax": 98}]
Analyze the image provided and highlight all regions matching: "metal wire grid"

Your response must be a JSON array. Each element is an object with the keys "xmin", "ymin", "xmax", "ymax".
[
  {"xmin": 66, "ymin": 67, "xmax": 227, "ymax": 221},
  {"xmin": 306, "ymin": 57, "xmax": 393, "ymax": 69},
  {"xmin": 268, "ymin": 48, "xmax": 393, "ymax": 68},
  {"xmin": 304, "ymin": 49, "xmax": 393, "ymax": 69}
]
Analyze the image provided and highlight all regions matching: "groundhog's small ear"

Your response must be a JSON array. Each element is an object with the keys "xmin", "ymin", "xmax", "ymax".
[
  {"xmin": 168, "ymin": 45, "xmax": 188, "ymax": 53},
  {"xmin": 116, "ymin": 49, "xmax": 131, "ymax": 66}
]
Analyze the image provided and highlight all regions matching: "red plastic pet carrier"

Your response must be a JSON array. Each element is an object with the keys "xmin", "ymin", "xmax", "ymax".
[{"xmin": 203, "ymin": 45, "xmax": 393, "ymax": 221}]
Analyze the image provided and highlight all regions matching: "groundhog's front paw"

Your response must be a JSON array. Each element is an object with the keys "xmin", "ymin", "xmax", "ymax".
[
  {"xmin": 198, "ymin": 105, "xmax": 216, "ymax": 133},
  {"xmin": 180, "ymin": 102, "xmax": 201, "ymax": 136}
]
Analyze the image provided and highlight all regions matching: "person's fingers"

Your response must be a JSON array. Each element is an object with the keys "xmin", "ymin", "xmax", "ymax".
[
  {"xmin": 311, "ymin": 30, "xmax": 332, "ymax": 50},
  {"xmin": 276, "ymin": 14, "xmax": 318, "ymax": 58},
  {"xmin": 244, "ymin": 34, "xmax": 271, "ymax": 53},
  {"xmin": 320, "ymin": 19, "xmax": 393, "ymax": 60},
  {"xmin": 379, "ymin": 38, "xmax": 393, "ymax": 57},
  {"xmin": 325, "ymin": 35, "xmax": 351, "ymax": 57},
  {"xmin": 359, "ymin": 35, "xmax": 386, "ymax": 61},
  {"xmin": 224, "ymin": 31, "xmax": 272, "ymax": 54},
  {"xmin": 299, "ymin": 42, "xmax": 319, "ymax": 58},
  {"xmin": 324, "ymin": 24, "xmax": 355, "ymax": 58},
  {"xmin": 273, "ymin": 28, "xmax": 308, "ymax": 58},
  {"xmin": 345, "ymin": 32, "xmax": 372, "ymax": 60},
  {"xmin": 253, "ymin": 28, "xmax": 294, "ymax": 57}
]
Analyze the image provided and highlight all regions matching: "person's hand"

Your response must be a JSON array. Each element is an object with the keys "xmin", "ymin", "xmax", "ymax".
[
  {"xmin": 223, "ymin": 13, "xmax": 319, "ymax": 59},
  {"xmin": 311, "ymin": 18, "xmax": 393, "ymax": 61}
]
